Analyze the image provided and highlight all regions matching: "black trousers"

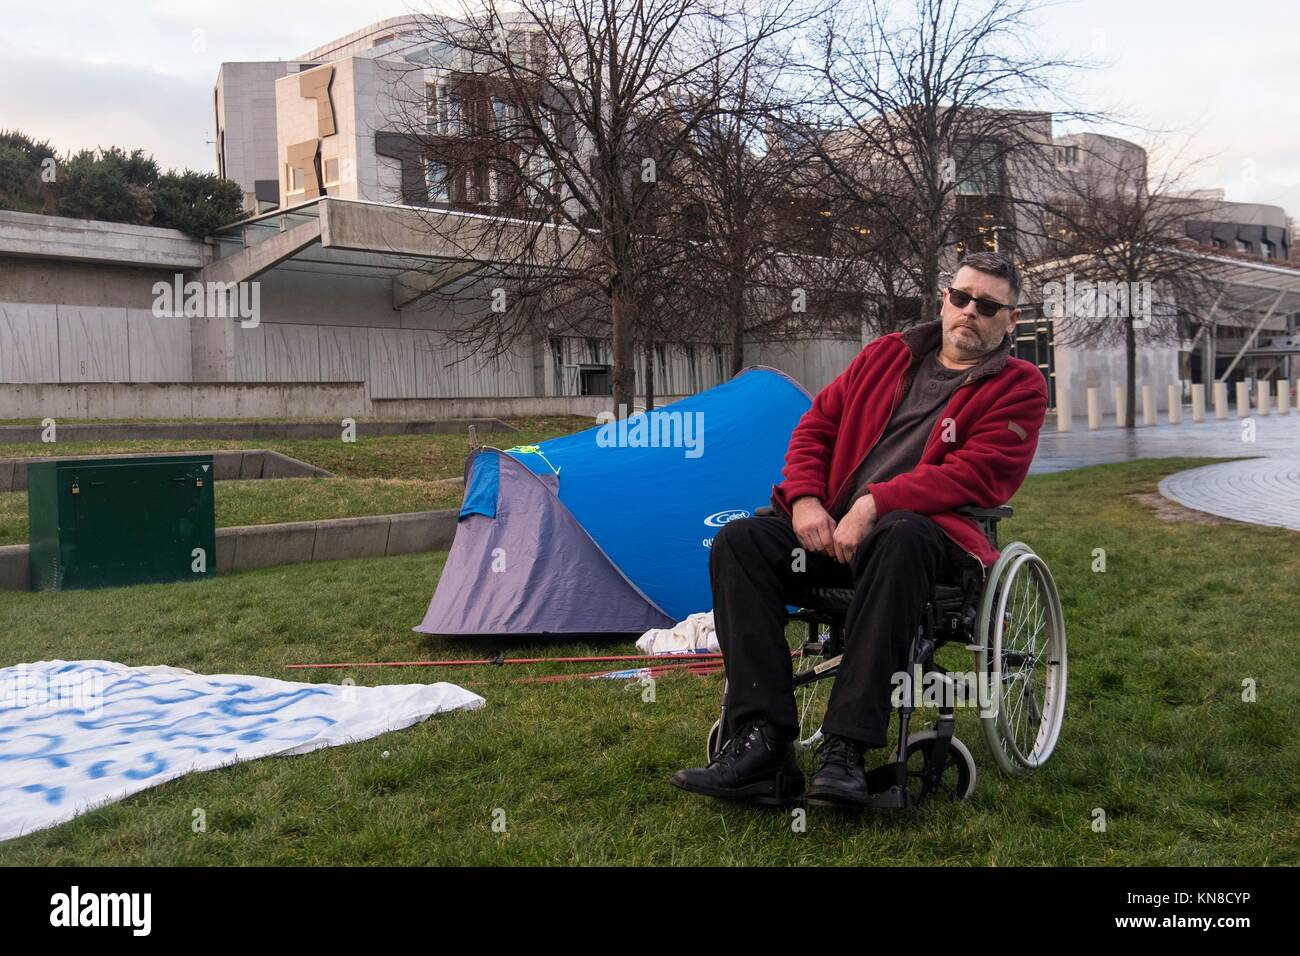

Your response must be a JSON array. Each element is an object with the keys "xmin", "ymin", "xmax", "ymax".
[{"xmin": 710, "ymin": 510, "xmax": 980, "ymax": 748}]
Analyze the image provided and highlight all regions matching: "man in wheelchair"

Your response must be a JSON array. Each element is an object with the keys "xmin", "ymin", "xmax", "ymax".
[{"xmin": 673, "ymin": 251, "xmax": 1048, "ymax": 808}]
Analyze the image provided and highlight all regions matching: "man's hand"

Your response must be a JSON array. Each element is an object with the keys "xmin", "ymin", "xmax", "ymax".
[
  {"xmin": 791, "ymin": 496, "xmax": 836, "ymax": 558},
  {"xmin": 831, "ymin": 495, "xmax": 877, "ymax": 565}
]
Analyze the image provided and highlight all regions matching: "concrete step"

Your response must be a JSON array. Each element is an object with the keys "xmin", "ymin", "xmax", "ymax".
[{"xmin": 0, "ymin": 508, "xmax": 459, "ymax": 590}]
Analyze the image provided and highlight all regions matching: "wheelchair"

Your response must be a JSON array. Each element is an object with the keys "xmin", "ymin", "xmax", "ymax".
[{"xmin": 705, "ymin": 506, "xmax": 1067, "ymax": 809}]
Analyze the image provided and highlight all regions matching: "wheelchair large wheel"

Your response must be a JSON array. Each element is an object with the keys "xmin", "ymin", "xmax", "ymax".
[
  {"xmin": 905, "ymin": 731, "xmax": 977, "ymax": 802},
  {"xmin": 703, "ymin": 629, "xmax": 833, "ymax": 763},
  {"xmin": 974, "ymin": 542, "xmax": 1068, "ymax": 776},
  {"xmin": 793, "ymin": 631, "xmax": 834, "ymax": 753}
]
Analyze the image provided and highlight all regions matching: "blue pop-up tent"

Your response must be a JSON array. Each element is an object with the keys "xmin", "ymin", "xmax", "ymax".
[{"xmin": 415, "ymin": 366, "xmax": 811, "ymax": 637}]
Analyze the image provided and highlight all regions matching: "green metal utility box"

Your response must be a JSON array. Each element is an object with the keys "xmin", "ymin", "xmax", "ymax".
[{"xmin": 27, "ymin": 454, "xmax": 217, "ymax": 591}]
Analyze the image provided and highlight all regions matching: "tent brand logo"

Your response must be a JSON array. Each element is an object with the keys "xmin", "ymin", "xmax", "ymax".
[
  {"xmin": 595, "ymin": 406, "xmax": 705, "ymax": 459},
  {"xmin": 49, "ymin": 886, "xmax": 152, "ymax": 936},
  {"xmin": 704, "ymin": 509, "xmax": 750, "ymax": 527}
]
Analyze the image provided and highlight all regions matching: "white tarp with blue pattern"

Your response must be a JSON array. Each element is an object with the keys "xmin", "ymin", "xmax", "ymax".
[{"xmin": 0, "ymin": 660, "xmax": 485, "ymax": 842}]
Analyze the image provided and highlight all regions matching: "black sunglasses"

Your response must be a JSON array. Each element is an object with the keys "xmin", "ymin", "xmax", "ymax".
[{"xmin": 946, "ymin": 287, "xmax": 1010, "ymax": 318}]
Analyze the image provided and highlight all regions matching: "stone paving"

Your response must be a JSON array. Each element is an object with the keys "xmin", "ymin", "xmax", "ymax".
[
  {"xmin": 1029, "ymin": 407, "xmax": 1300, "ymax": 531},
  {"xmin": 1030, "ymin": 409, "xmax": 1300, "ymax": 474},
  {"xmin": 1158, "ymin": 458, "xmax": 1300, "ymax": 532}
]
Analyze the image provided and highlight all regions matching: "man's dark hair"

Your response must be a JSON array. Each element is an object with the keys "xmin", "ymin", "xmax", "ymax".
[{"xmin": 956, "ymin": 251, "xmax": 1021, "ymax": 305}]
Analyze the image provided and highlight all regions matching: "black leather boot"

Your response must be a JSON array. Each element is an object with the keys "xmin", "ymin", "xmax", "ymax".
[
  {"xmin": 671, "ymin": 722, "xmax": 805, "ymax": 806},
  {"xmin": 806, "ymin": 733, "xmax": 870, "ymax": 807}
]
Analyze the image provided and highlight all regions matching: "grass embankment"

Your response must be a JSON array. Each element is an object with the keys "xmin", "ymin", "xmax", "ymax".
[{"xmin": 0, "ymin": 417, "xmax": 588, "ymax": 545}]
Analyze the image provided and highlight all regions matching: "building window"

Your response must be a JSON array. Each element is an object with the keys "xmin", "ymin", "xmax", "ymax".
[
  {"xmin": 524, "ymin": 149, "xmax": 552, "ymax": 206},
  {"xmin": 286, "ymin": 163, "xmax": 306, "ymax": 197},
  {"xmin": 426, "ymin": 161, "xmax": 449, "ymax": 202},
  {"xmin": 443, "ymin": 89, "xmax": 461, "ymax": 135},
  {"xmin": 486, "ymin": 166, "xmax": 501, "ymax": 204},
  {"xmin": 431, "ymin": 83, "xmax": 447, "ymax": 132},
  {"xmin": 492, "ymin": 98, "xmax": 509, "ymax": 128},
  {"xmin": 322, "ymin": 157, "xmax": 341, "ymax": 196},
  {"xmin": 1260, "ymin": 240, "xmax": 1274, "ymax": 259},
  {"xmin": 1055, "ymin": 144, "xmax": 1080, "ymax": 167},
  {"xmin": 427, "ymin": 83, "xmax": 461, "ymax": 135},
  {"xmin": 955, "ymin": 141, "xmax": 1002, "ymax": 196},
  {"xmin": 1235, "ymin": 239, "xmax": 1251, "ymax": 253}
]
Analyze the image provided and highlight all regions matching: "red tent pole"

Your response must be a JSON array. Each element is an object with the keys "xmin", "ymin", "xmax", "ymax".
[
  {"xmin": 285, "ymin": 652, "xmax": 725, "ymax": 671},
  {"xmin": 518, "ymin": 660, "xmax": 725, "ymax": 684}
]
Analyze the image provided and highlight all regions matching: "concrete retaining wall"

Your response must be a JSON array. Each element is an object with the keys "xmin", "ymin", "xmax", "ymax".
[
  {"xmin": 370, "ymin": 395, "xmax": 690, "ymax": 419},
  {"xmin": 0, "ymin": 383, "xmax": 696, "ymax": 424},
  {"xmin": 0, "ymin": 544, "xmax": 30, "ymax": 591},
  {"xmin": 0, "ymin": 382, "xmax": 372, "ymax": 421},
  {"xmin": 0, "ymin": 418, "xmax": 515, "ymax": 445},
  {"xmin": 0, "ymin": 509, "xmax": 458, "ymax": 589},
  {"xmin": 0, "ymin": 449, "xmax": 332, "ymax": 492}
]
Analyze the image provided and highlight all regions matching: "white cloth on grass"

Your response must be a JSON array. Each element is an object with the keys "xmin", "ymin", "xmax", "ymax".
[
  {"xmin": 635, "ymin": 611, "xmax": 720, "ymax": 655},
  {"xmin": 0, "ymin": 659, "xmax": 484, "ymax": 842}
]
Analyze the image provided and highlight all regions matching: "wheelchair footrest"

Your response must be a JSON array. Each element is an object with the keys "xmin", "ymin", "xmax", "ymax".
[{"xmin": 864, "ymin": 760, "xmax": 908, "ymax": 802}]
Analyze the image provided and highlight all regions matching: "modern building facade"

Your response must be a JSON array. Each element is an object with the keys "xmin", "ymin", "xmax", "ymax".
[
  {"xmin": 0, "ymin": 199, "xmax": 865, "ymax": 419},
  {"xmin": 3, "ymin": 19, "xmax": 1292, "ymax": 420}
]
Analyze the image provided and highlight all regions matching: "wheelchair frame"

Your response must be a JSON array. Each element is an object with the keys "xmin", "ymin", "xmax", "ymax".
[{"xmin": 707, "ymin": 505, "xmax": 1067, "ymax": 809}]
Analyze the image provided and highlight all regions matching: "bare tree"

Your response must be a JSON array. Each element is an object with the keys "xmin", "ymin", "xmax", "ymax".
[
  {"xmin": 803, "ymin": 0, "xmax": 1095, "ymax": 323},
  {"xmin": 655, "ymin": 16, "xmax": 870, "ymax": 378},
  {"xmin": 385, "ymin": 0, "xmax": 798, "ymax": 414},
  {"xmin": 1026, "ymin": 138, "xmax": 1225, "ymax": 427}
]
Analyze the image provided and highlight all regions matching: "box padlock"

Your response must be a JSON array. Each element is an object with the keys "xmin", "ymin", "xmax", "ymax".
[
  {"xmin": 196, "ymin": 477, "xmax": 204, "ymax": 488},
  {"xmin": 70, "ymin": 481, "xmax": 80, "ymax": 496}
]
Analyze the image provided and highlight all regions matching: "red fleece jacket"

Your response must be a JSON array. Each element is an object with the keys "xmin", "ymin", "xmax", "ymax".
[{"xmin": 771, "ymin": 319, "xmax": 1047, "ymax": 568}]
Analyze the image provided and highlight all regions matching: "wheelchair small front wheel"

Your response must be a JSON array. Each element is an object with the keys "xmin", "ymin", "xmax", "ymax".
[{"xmin": 905, "ymin": 731, "xmax": 977, "ymax": 802}]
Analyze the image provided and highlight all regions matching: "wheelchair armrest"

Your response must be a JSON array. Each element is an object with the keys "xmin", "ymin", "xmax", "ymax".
[
  {"xmin": 956, "ymin": 505, "xmax": 1014, "ymax": 520},
  {"xmin": 754, "ymin": 506, "xmax": 776, "ymax": 517}
]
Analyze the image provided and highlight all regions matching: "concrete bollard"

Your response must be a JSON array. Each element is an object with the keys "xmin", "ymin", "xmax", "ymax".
[
  {"xmin": 1087, "ymin": 387, "xmax": 1102, "ymax": 430},
  {"xmin": 1114, "ymin": 385, "xmax": 1127, "ymax": 427},
  {"xmin": 1214, "ymin": 381, "xmax": 1228, "ymax": 419},
  {"xmin": 1142, "ymin": 385, "xmax": 1156, "ymax": 425},
  {"xmin": 1167, "ymin": 383, "xmax": 1182, "ymax": 424},
  {"xmin": 1279, "ymin": 380, "xmax": 1291, "ymax": 416},
  {"xmin": 1236, "ymin": 381, "xmax": 1250, "ymax": 418},
  {"xmin": 1256, "ymin": 379, "xmax": 1271, "ymax": 416},
  {"xmin": 1191, "ymin": 383, "xmax": 1206, "ymax": 422},
  {"xmin": 1056, "ymin": 388, "xmax": 1072, "ymax": 432}
]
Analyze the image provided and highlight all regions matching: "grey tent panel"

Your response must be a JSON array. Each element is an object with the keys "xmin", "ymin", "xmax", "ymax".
[{"xmin": 415, "ymin": 452, "xmax": 674, "ymax": 636}]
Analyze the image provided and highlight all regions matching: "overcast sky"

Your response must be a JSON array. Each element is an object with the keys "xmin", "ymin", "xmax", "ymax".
[{"xmin": 0, "ymin": 0, "xmax": 1295, "ymax": 215}]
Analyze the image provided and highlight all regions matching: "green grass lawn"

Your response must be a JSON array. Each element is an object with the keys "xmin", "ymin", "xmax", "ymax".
[
  {"xmin": 0, "ymin": 457, "xmax": 1296, "ymax": 865},
  {"xmin": 0, "ymin": 415, "xmax": 589, "ymax": 480},
  {"xmin": 0, "ymin": 416, "xmax": 589, "ymax": 545},
  {"xmin": 0, "ymin": 478, "xmax": 467, "ymax": 546}
]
